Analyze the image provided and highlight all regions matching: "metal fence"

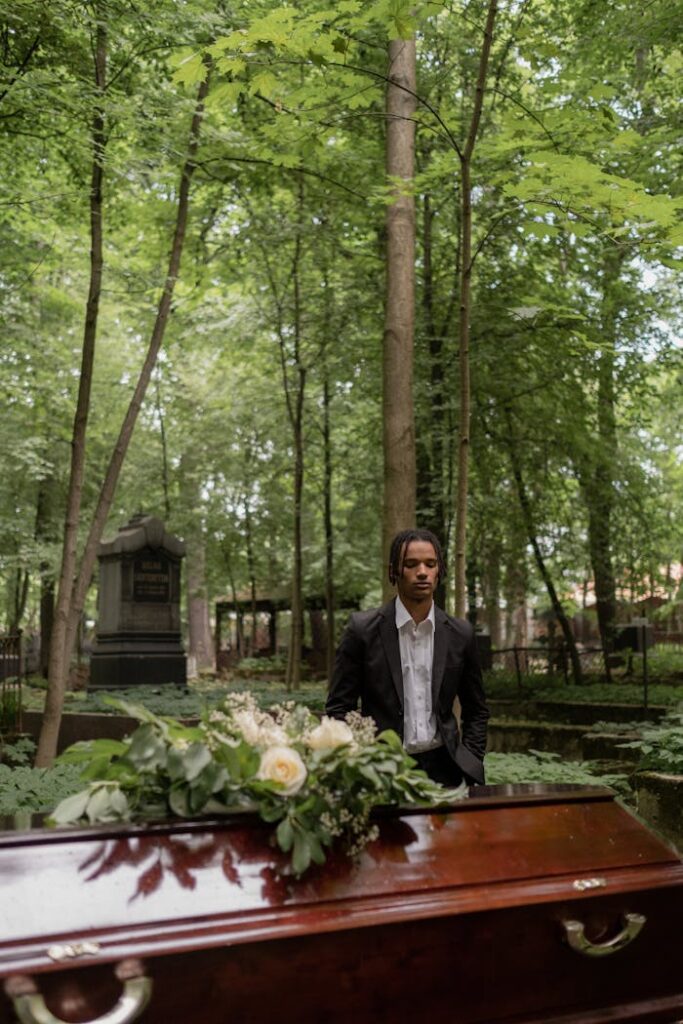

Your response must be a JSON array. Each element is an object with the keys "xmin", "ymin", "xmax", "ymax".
[
  {"xmin": 487, "ymin": 632, "xmax": 683, "ymax": 706},
  {"xmin": 489, "ymin": 645, "xmax": 606, "ymax": 687},
  {"xmin": 0, "ymin": 633, "xmax": 23, "ymax": 736}
]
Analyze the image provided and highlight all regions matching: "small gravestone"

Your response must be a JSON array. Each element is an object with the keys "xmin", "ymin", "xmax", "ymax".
[{"xmin": 89, "ymin": 514, "xmax": 186, "ymax": 688}]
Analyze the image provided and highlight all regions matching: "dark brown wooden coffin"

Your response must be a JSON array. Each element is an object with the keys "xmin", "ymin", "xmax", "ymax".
[{"xmin": 1, "ymin": 784, "xmax": 682, "ymax": 1024}]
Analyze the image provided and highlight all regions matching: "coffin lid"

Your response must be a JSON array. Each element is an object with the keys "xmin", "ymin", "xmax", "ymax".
[{"xmin": 1, "ymin": 785, "xmax": 681, "ymax": 976}]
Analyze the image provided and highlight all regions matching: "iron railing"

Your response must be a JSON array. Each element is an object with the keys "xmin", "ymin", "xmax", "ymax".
[{"xmin": 0, "ymin": 633, "xmax": 23, "ymax": 736}]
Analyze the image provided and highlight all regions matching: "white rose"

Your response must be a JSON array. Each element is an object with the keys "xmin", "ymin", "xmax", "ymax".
[
  {"xmin": 307, "ymin": 717, "xmax": 354, "ymax": 752},
  {"xmin": 257, "ymin": 746, "xmax": 307, "ymax": 795}
]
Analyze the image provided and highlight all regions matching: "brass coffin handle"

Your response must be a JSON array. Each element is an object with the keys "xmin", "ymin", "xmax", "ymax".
[
  {"xmin": 5, "ymin": 959, "xmax": 152, "ymax": 1024},
  {"xmin": 562, "ymin": 912, "xmax": 646, "ymax": 957}
]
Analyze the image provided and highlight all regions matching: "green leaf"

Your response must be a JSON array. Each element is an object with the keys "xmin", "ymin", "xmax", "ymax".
[
  {"xmin": 169, "ymin": 786, "xmax": 191, "ymax": 817},
  {"xmin": 55, "ymin": 740, "xmax": 99, "ymax": 764},
  {"xmin": 49, "ymin": 789, "xmax": 90, "ymax": 825},
  {"xmin": 292, "ymin": 831, "xmax": 312, "ymax": 875},
  {"xmin": 358, "ymin": 764, "xmax": 382, "ymax": 787},
  {"xmin": 173, "ymin": 52, "xmax": 207, "ymax": 87},
  {"xmin": 182, "ymin": 743, "xmax": 213, "ymax": 781},
  {"xmin": 86, "ymin": 785, "xmax": 116, "ymax": 823},
  {"xmin": 248, "ymin": 71, "xmax": 279, "ymax": 99},
  {"xmin": 127, "ymin": 725, "xmax": 168, "ymax": 772},
  {"xmin": 80, "ymin": 754, "xmax": 119, "ymax": 782},
  {"xmin": 276, "ymin": 817, "xmax": 295, "ymax": 852},
  {"xmin": 377, "ymin": 729, "xmax": 403, "ymax": 751},
  {"xmin": 207, "ymin": 81, "xmax": 245, "ymax": 111},
  {"xmin": 308, "ymin": 834, "xmax": 326, "ymax": 865}
]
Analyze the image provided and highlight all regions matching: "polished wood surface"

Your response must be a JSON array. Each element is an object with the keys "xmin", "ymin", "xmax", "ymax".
[{"xmin": 1, "ymin": 785, "xmax": 682, "ymax": 1024}]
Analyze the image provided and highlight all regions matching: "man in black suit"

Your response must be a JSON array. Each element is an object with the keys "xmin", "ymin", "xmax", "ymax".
[{"xmin": 326, "ymin": 529, "xmax": 489, "ymax": 786}]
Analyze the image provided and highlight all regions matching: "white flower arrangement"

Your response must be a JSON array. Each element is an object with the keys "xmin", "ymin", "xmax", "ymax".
[{"xmin": 50, "ymin": 694, "xmax": 466, "ymax": 876}]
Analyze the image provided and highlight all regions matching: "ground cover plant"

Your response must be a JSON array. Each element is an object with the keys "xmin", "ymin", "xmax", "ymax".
[
  {"xmin": 612, "ymin": 711, "xmax": 683, "ymax": 776},
  {"xmin": 484, "ymin": 673, "xmax": 683, "ymax": 706},
  {"xmin": 0, "ymin": 763, "xmax": 83, "ymax": 817},
  {"xmin": 20, "ymin": 670, "xmax": 683, "ymax": 720},
  {"xmin": 0, "ymin": 735, "xmax": 36, "ymax": 767},
  {"xmin": 485, "ymin": 751, "xmax": 630, "ymax": 798},
  {"xmin": 20, "ymin": 679, "xmax": 329, "ymax": 717}
]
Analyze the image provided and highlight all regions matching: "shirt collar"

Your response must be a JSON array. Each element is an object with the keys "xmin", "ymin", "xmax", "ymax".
[{"xmin": 395, "ymin": 595, "xmax": 435, "ymax": 630}]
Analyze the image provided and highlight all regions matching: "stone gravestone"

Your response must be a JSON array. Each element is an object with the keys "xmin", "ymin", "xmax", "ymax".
[{"xmin": 89, "ymin": 514, "xmax": 186, "ymax": 688}]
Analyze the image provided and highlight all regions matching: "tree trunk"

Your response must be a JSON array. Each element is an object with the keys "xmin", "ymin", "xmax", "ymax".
[
  {"xmin": 284, "ymin": 178, "xmax": 306, "ymax": 691},
  {"xmin": 382, "ymin": 35, "xmax": 417, "ymax": 599},
  {"xmin": 322, "ymin": 373, "xmax": 335, "ymax": 684},
  {"xmin": 243, "ymin": 498, "xmax": 258, "ymax": 656},
  {"xmin": 43, "ymin": 12, "xmax": 107, "ymax": 753},
  {"xmin": 505, "ymin": 407, "xmax": 583, "ymax": 683},
  {"xmin": 504, "ymin": 522, "xmax": 528, "ymax": 657},
  {"xmin": 287, "ymin": 382, "xmax": 305, "ymax": 689},
  {"xmin": 9, "ymin": 569, "xmax": 29, "ymax": 635},
  {"xmin": 417, "ymin": 191, "xmax": 450, "ymax": 606},
  {"xmin": 223, "ymin": 540, "xmax": 244, "ymax": 659},
  {"xmin": 453, "ymin": 0, "xmax": 498, "ymax": 617},
  {"xmin": 36, "ymin": 75, "xmax": 209, "ymax": 766},
  {"xmin": 481, "ymin": 540, "xmax": 502, "ymax": 647},
  {"xmin": 34, "ymin": 471, "xmax": 56, "ymax": 678},
  {"xmin": 266, "ymin": 180, "xmax": 307, "ymax": 688},
  {"xmin": 154, "ymin": 373, "xmax": 171, "ymax": 520},
  {"xmin": 186, "ymin": 532, "xmax": 214, "ymax": 674},
  {"xmin": 581, "ymin": 248, "xmax": 624, "ymax": 677}
]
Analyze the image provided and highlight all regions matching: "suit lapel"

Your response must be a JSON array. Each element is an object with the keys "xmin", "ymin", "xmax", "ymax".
[
  {"xmin": 432, "ymin": 606, "xmax": 448, "ymax": 707},
  {"xmin": 379, "ymin": 600, "xmax": 404, "ymax": 709}
]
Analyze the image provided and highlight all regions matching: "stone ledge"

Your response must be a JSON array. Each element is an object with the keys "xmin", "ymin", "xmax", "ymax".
[
  {"xmin": 20, "ymin": 710, "xmax": 198, "ymax": 756},
  {"xmin": 632, "ymin": 771, "xmax": 683, "ymax": 853},
  {"xmin": 489, "ymin": 699, "xmax": 669, "ymax": 726}
]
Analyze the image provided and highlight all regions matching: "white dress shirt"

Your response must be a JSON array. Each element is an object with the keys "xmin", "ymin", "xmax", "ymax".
[{"xmin": 395, "ymin": 596, "xmax": 441, "ymax": 753}]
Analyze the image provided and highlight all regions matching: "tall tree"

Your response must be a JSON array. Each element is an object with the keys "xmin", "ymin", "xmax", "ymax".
[
  {"xmin": 36, "ymin": 73, "xmax": 209, "ymax": 765},
  {"xmin": 382, "ymin": 35, "xmax": 417, "ymax": 597},
  {"xmin": 45, "ymin": 4, "xmax": 107, "ymax": 733},
  {"xmin": 453, "ymin": 0, "xmax": 498, "ymax": 617}
]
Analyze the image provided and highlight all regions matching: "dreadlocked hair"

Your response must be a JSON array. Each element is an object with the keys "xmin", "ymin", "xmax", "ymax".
[{"xmin": 388, "ymin": 529, "xmax": 447, "ymax": 586}]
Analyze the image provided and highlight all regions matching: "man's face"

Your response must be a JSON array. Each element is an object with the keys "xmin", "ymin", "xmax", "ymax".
[{"xmin": 396, "ymin": 540, "xmax": 439, "ymax": 606}]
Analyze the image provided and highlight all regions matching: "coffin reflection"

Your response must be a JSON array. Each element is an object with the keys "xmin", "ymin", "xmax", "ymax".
[{"xmin": 1, "ymin": 784, "xmax": 682, "ymax": 1024}]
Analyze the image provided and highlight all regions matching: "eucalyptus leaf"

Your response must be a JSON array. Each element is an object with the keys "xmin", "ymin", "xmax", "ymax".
[
  {"xmin": 276, "ymin": 817, "xmax": 294, "ymax": 852},
  {"xmin": 49, "ymin": 789, "xmax": 91, "ymax": 825}
]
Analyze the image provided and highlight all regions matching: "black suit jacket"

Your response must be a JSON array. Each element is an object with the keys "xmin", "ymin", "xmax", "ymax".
[{"xmin": 326, "ymin": 599, "xmax": 490, "ymax": 784}]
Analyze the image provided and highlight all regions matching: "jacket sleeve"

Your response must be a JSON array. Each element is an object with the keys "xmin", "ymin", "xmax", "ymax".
[
  {"xmin": 325, "ymin": 615, "xmax": 364, "ymax": 720},
  {"xmin": 459, "ymin": 626, "xmax": 490, "ymax": 761}
]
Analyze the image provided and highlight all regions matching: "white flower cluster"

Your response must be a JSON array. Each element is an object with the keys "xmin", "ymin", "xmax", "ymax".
[
  {"xmin": 343, "ymin": 710, "xmax": 377, "ymax": 746},
  {"xmin": 206, "ymin": 692, "xmax": 288, "ymax": 750},
  {"xmin": 305, "ymin": 716, "xmax": 354, "ymax": 752},
  {"xmin": 203, "ymin": 695, "xmax": 393, "ymax": 809},
  {"xmin": 204, "ymin": 693, "xmax": 309, "ymax": 796}
]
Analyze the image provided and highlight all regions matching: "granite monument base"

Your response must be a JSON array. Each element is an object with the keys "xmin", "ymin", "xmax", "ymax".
[{"xmin": 89, "ymin": 632, "xmax": 187, "ymax": 689}]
